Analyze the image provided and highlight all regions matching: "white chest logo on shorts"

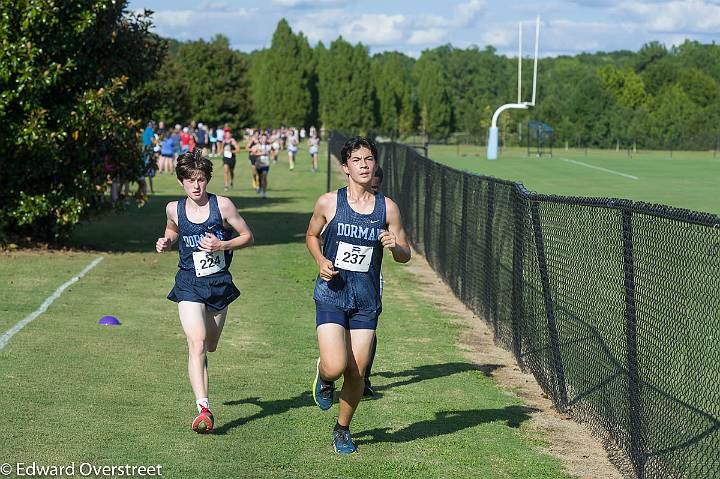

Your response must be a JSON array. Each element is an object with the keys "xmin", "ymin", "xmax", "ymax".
[
  {"xmin": 193, "ymin": 251, "xmax": 226, "ymax": 277},
  {"xmin": 334, "ymin": 241, "xmax": 373, "ymax": 272}
]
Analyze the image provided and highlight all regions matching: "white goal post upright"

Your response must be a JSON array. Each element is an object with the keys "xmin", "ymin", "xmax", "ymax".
[{"xmin": 487, "ymin": 16, "xmax": 540, "ymax": 160}]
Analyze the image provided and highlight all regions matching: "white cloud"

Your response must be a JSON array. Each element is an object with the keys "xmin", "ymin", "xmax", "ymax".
[
  {"xmin": 150, "ymin": 7, "xmax": 253, "ymax": 35},
  {"xmin": 620, "ymin": 1, "xmax": 720, "ymax": 33},
  {"xmin": 408, "ymin": 28, "xmax": 448, "ymax": 45},
  {"xmin": 289, "ymin": 0, "xmax": 486, "ymax": 49},
  {"xmin": 454, "ymin": 0, "xmax": 486, "ymax": 27},
  {"xmin": 340, "ymin": 14, "xmax": 406, "ymax": 45},
  {"xmin": 272, "ymin": 0, "xmax": 349, "ymax": 7},
  {"xmin": 480, "ymin": 28, "xmax": 516, "ymax": 49},
  {"xmin": 294, "ymin": 11, "xmax": 405, "ymax": 46}
]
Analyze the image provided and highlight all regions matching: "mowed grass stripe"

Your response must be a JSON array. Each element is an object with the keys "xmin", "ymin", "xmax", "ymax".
[
  {"xmin": 0, "ymin": 147, "xmax": 571, "ymax": 478},
  {"xmin": 0, "ymin": 256, "xmax": 104, "ymax": 350},
  {"xmin": 559, "ymin": 157, "xmax": 638, "ymax": 180},
  {"xmin": 0, "ymin": 252, "xmax": 106, "ymax": 332},
  {"xmin": 429, "ymin": 145, "xmax": 720, "ymax": 214}
]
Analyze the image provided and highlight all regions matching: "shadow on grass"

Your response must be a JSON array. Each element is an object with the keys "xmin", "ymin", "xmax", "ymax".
[
  {"xmin": 369, "ymin": 361, "xmax": 504, "ymax": 394},
  {"xmin": 216, "ymin": 361, "xmax": 501, "ymax": 435},
  {"xmin": 69, "ymin": 194, "xmax": 309, "ymax": 252},
  {"xmin": 353, "ymin": 405, "xmax": 538, "ymax": 446},
  {"xmin": 214, "ymin": 391, "xmax": 313, "ymax": 435}
]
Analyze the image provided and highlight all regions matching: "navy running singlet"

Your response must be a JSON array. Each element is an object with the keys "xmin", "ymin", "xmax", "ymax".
[
  {"xmin": 177, "ymin": 194, "xmax": 233, "ymax": 275},
  {"xmin": 313, "ymin": 187, "xmax": 387, "ymax": 310}
]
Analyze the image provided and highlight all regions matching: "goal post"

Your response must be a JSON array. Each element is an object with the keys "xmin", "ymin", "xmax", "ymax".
[{"xmin": 487, "ymin": 17, "xmax": 540, "ymax": 160}]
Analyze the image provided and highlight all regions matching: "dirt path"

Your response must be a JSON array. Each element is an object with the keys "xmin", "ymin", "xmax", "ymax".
[{"xmin": 403, "ymin": 250, "xmax": 628, "ymax": 479}]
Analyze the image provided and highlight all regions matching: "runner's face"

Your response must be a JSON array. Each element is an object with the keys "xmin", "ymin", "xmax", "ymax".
[
  {"xmin": 370, "ymin": 176, "xmax": 382, "ymax": 193},
  {"xmin": 343, "ymin": 146, "xmax": 375, "ymax": 186},
  {"xmin": 179, "ymin": 173, "xmax": 208, "ymax": 201}
]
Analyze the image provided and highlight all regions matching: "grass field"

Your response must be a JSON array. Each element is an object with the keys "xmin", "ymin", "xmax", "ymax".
[
  {"xmin": 427, "ymin": 145, "xmax": 720, "ymax": 215},
  {"xmin": 0, "ymin": 148, "xmax": 573, "ymax": 478}
]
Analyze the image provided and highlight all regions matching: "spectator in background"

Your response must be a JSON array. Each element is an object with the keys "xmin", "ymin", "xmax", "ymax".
[
  {"xmin": 181, "ymin": 127, "xmax": 191, "ymax": 153},
  {"xmin": 143, "ymin": 121, "xmax": 155, "ymax": 149},
  {"xmin": 195, "ymin": 122, "xmax": 208, "ymax": 156},
  {"xmin": 160, "ymin": 132, "xmax": 175, "ymax": 174}
]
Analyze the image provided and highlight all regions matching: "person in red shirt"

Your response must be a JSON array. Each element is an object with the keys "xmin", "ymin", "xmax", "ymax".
[{"xmin": 181, "ymin": 127, "xmax": 192, "ymax": 153}]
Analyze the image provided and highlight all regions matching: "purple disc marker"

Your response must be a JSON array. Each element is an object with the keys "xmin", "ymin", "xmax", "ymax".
[{"xmin": 98, "ymin": 315, "xmax": 121, "ymax": 326}]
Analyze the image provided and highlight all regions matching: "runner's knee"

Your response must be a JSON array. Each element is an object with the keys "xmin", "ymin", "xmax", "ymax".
[
  {"xmin": 187, "ymin": 337, "xmax": 206, "ymax": 357},
  {"xmin": 322, "ymin": 361, "xmax": 346, "ymax": 381}
]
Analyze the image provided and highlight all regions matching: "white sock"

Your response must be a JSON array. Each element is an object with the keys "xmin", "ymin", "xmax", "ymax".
[{"xmin": 196, "ymin": 398, "xmax": 209, "ymax": 413}]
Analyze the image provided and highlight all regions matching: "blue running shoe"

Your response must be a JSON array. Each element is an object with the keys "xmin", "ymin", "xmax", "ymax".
[
  {"xmin": 313, "ymin": 358, "xmax": 335, "ymax": 411},
  {"xmin": 332, "ymin": 429, "xmax": 357, "ymax": 454}
]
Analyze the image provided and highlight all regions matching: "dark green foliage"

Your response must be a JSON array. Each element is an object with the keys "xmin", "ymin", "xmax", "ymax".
[
  {"xmin": 413, "ymin": 52, "xmax": 453, "ymax": 140},
  {"xmin": 317, "ymin": 37, "xmax": 376, "ymax": 133},
  {"xmin": 0, "ymin": 1, "xmax": 164, "ymax": 240},
  {"xmin": 149, "ymin": 35, "xmax": 252, "ymax": 129},
  {"xmin": 249, "ymin": 19, "xmax": 314, "ymax": 128},
  {"xmin": 372, "ymin": 51, "xmax": 415, "ymax": 136}
]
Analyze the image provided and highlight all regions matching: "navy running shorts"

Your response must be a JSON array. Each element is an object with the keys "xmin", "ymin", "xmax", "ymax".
[
  {"xmin": 256, "ymin": 165, "xmax": 269, "ymax": 174},
  {"xmin": 315, "ymin": 300, "xmax": 380, "ymax": 330},
  {"xmin": 223, "ymin": 156, "xmax": 236, "ymax": 169},
  {"xmin": 168, "ymin": 269, "xmax": 240, "ymax": 311}
]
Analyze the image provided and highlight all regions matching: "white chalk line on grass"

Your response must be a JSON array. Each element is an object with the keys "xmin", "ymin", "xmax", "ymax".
[
  {"xmin": 560, "ymin": 157, "xmax": 639, "ymax": 180},
  {"xmin": 0, "ymin": 256, "xmax": 104, "ymax": 351}
]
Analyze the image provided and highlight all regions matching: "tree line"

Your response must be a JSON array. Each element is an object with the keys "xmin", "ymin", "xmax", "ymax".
[
  {"xmin": 153, "ymin": 19, "xmax": 720, "ymax": 152},
  {"xmin": 5, "ymin": 6, "xmax": 720, "ymax": 241}
]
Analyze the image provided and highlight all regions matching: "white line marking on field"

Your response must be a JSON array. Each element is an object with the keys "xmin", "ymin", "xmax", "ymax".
[
  {"xmin": 0, "ymin": 256, "xmax": 104, "ymax": 351},
  {"xmin": 560, "ymin": 157, "xmax": 638, "ymax": 180}
]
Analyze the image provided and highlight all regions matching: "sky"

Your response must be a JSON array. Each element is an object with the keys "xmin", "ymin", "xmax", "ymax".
[{"xmin": 127, "ymin": 0, "xmax": 720, "ymax": 57}]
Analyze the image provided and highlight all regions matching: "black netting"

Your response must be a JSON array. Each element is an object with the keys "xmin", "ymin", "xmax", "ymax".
[{"xmin": 328, "ymin": 131, "xmax": 720, "ymax": 479}]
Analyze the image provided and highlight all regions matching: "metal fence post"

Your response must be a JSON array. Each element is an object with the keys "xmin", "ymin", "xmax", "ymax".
[
  {"xmin": 511, "ymin": 187, "xmax": 526, "ymax": 363},
  {"xmin": 622, "ymin": 209, "xmax": 645, "ymax": 479},
  {"xmin": 485, "ymin": 182, "xmax": 496, "ymax": 333},
  {"xmin": 460, "ymin": 175, "xmax": 471, "ymax": 304},
  {"xmin": 414, "ymin": 152, "xmax": 420, "ymax": 244},
  {"xmin": 326, "ymin": 133, "xmax": 332, "ymax": 193},
  {"xmin": 530, "ymin": 201, "xmax": 569, "ymax": 410}
]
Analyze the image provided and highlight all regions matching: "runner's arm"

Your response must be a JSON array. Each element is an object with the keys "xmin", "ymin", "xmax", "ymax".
[
  {"xmin": 380, "ymin": 199, "xmax": 411, "ymax": 263},
  {"xmin": 306, "ymin": 194, "xmax": 338, "ymax": 280},
  {"xmin": 156, "ymin": 202, "xmax": 180, "ymax": 252},
  {"xmin": 199, "ymin": 196, "xmax": 253, "ymax": 252}
]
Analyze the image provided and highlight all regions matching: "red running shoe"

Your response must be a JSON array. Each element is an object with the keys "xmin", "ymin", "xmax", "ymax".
[{"xmin": 192, "ymin": 406, "xmax": 214, "ymax": 434}]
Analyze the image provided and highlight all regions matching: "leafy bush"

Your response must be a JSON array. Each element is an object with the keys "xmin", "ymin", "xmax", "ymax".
[{"xmin": 0, "ymin": 1, "xmax": 165, "ymax": 240}]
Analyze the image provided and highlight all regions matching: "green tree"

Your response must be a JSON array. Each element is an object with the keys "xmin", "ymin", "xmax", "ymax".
[
  {"xmin": 372, "ymin": 51, "xmax": 414, "ymax": 136},
  {"xmin": 156, "ymin": 35, "xmax": 252, "ymax": 129},
  {"xmin": 413, "ymin": 54, "xmax": 452, "ymax": 139},
  {"xmin": 597, "ymin": 65, "xmax": 648, "ymax": 109},
  {"xmin": 250, "ymin": 19, "xmax": 314, "ymax": 128},
  {"xmin": 648, "ymin": 84, "xmax": 700, "ymax": 149},
  {"xmin": 317, "ymin": 37, "xmax": 375, "ymax": 133},
  {"xmin": 0, "ymin": 1, "xmax": 164, "ymax": 240}
]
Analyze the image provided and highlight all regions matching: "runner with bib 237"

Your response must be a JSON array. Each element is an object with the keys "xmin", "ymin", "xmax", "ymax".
[{"xmin": 305, "ymin": 136, "xmax": 411, "ymax": 454}]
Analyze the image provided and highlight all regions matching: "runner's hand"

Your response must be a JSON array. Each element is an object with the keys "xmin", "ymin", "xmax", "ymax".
[
  {"xmin": 199, "ymin": 233, "xmax": 224, "ymax": 252},
  {"xmin": 318, "ymin": 258, "xmax": 338, "ymax": 281},
  {"xmin": 379, "ymin": 230, "xmax": 397, "ymax": 249},
  {"xmin": 156, "ymin": 237, "xmax": 172, "ymax": 253}
]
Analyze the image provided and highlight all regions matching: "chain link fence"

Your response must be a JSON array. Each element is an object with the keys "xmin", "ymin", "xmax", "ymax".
[{"xmin": 329, "ymin": 131, "xmax": 720, "ymax": 478}]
